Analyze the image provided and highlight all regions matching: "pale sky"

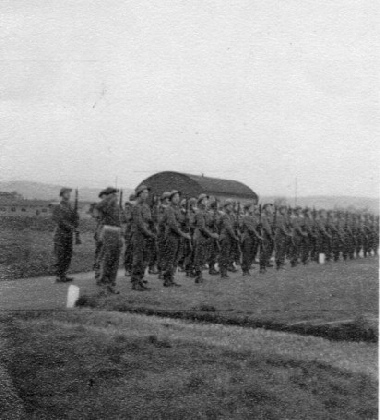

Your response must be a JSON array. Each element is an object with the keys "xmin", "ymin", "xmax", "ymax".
[{"xmin": 1, "ymin": 0, "xmax": 379, "ymax": 198}]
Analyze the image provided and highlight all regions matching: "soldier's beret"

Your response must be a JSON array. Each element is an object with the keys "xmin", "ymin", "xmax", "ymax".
[
  {"xmin": 135, "ymin": 184, "xmax": 150, "ymax": 197},
  {"xmin": 189, "ymin": 197, "xmax": 197, "ymax": 206},
  {"xmin": 169, "ymin": 190, "xmax": 180, "ymax": 199},
  {"xmin": 59, "ymin": 187, "xmax": 72, "ymax": 196},
  {"xmin": 161, "ymin": 191, "xmax": 171, "ymax": 200},
  {"xmin": 129, "ymin": 193, "xmax": 136, "ymax": 201},
  {"xmin": 99, "ymin": 187, "xmax": 118, "ymax": 198},
  {"xmin": 198, "ymin": 193, "xmax": 209, "ymax": 203}
]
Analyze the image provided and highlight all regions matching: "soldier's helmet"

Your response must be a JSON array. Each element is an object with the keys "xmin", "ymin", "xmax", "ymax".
[
  {"xmin": 189, "ymin": 197, "xmax": 197, "ymax": 207},
  {"xmin": 60, "ymin": 187, "xmax": 72, "ymax": 197},
  {"xmin": 135, "ymin": 184, "xmax": 150, "ymax": 197},
  {"xmin": 161, "ymin": 191, "xmax": 171, "ymax": 201}
]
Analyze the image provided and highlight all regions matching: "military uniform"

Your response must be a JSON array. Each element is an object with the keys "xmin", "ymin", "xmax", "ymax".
[
  {"xmin": 192, "ymin": 204, "xmax": 215, "ymax": 282},
  {"xmin": 163, "ymin": 198, "xmax": 187, "ymax": 286},
  {"xmin": 259, "ymin": 212, "xmax": 274, "ymax": 272},
  {"xmin": 274, "ymin": 210, "xmax": 289, "ymax": 269},
  {"xmin": 52, "ymin": 190, "xmax": 77, "ymax": 282},
  {"xmin": 95, "ymin": 191, "xmax": 122, "ymax": 293},
  {"xmin": 130, "ymin": 199, "xmax": 155, "ymax": 289},
  {"xmin": 218, "ymin": 202, "xmax": 239, "ymax": 278},
  {"xmin": 241, "ymin": 210, "xmax": 260, "ymax": 274}
]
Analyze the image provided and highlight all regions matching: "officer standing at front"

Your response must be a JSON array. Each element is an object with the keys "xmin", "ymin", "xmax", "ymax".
[{"xmin": 52, "ymin": 187, "xmax": 78, "ymax": 283}]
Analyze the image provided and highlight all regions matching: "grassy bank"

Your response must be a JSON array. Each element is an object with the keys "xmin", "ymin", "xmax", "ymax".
[{"xmin": 1, "ymin": 310, "xmax": 377, "ymax": 419}]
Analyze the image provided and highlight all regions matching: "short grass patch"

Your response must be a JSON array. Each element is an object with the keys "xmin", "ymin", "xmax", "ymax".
[
  {"xmin": 76, "ymin": 258, "xmax": 379, "ymax": 341},
  {"xmin": 0, "ymin": 311, "xmax": 377, "ymax": 419}
]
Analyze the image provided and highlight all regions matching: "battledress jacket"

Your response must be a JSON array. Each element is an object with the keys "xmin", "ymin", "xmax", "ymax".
[{"xmin": 52, "ymin": 201, "xmax": 77, "ymax": 240}]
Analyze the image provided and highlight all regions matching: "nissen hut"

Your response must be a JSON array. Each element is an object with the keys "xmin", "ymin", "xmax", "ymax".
[{"xmin": 136, "ymin": 171, "xmax": 258, "ymax": 204}]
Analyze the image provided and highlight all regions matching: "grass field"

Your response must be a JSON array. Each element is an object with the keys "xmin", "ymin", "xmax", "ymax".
[
  {"xmin": 0, "ymin": 217, "xmax": 97, "ymax": 280},
  {"xmin": 0, "ymin": 310, "xmax": 377, "ymax": 419},
  {"xmin": 76, "ymin": 257, "xmax": 378, "ymax": 341}
]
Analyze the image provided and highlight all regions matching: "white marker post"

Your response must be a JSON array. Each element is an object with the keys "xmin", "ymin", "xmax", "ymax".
[
  {"xmin": 67, "ymin": 285, "xmax": 80, "ymax": 308},
  {"xmin": 319, "ymin": 253, "xmax": 325, "ymax": 264}
]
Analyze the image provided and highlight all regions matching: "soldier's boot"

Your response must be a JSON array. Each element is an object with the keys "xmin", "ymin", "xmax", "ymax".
[
  {"xmin": 242, "ymin": 270, "xmax": 251, "ymax": 276},
  {"xmin": 194, "ymin": 271, "xmax": 203, "ymax": 284},
  {"xmin": 220, "ymin": 268, "xmax": 229, "ymax": 278},
  {"xmin": 106, "ymin": 285, "xmax": 120, "ymax": 295},
  {"xmin": 227, "ymin": 264, "xmax": 237, "ymax": 273},
  {"xmin": 209, "ymin": 267, "xmax": 220, "ymax": 275}
]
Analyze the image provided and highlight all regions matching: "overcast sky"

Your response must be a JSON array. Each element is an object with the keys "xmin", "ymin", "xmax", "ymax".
[{"xmin": 1, "ymin": 0, "xmax": 378, "ymax": 198}]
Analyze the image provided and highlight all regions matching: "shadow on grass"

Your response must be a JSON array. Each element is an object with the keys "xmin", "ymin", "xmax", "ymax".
[{"xmin": 76, "ymin": 294, "xmax": 378, "ymax": 343}]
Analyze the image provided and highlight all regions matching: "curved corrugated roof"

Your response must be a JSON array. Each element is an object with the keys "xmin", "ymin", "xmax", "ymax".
[
  {"xmin": 183, "ymin": 173, "xmax": 256, "ymax": 199},
  {"xmin": 139, "ymin": 171, "xmax": 258, "ymax": 200}
]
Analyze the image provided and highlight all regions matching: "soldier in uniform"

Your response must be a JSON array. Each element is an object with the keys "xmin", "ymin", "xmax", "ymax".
[
  {"xmin": 207, "ymin": 199, "xmax": 221, "ymax": 275},
  {"xmin": 274, "ymin": 205, "xmax": 292, "ymax": 270},
  {"xmin": 289, "ymin": 207, "xmax": 305, "ymax": 267},
  {"xmin": 123, "ymin": 195, "xmax": 135, "ymax": 277},
  {"xmin": 52, "ymin": 187, "xmax": 78, "ymax": 283},
  {"xmin": 241, "ymin": 203, "xmax": 262, "ymax": 275},
  {"xmin": 95, "ymin": 187, "xmax": 123, "ymax": 294},
  {"xmin": 192, "ymin": 194, "xmax": 219, "ymax": 283},
  {"xmin": 259, "ymin": 204, "xmax": 274, "ymax": 273},
  {"xmin": 162, "ymin": 191, "xmax": 191, "ymax": 287},
  {"xmin": 331, "ymin": 211, "xmax": 344, "ymax": 262},
  {"xmin": 218, "ymin": 199, "xmax": 240, "ymax": 278},
  {"xmin": 130, "ymin": 185, "xmax": 156, "ymax": 291},
  {"xmin": 93, "ymin": 189, "xmax": 109, "ymax": 283},
  {"xmin": 300, "ymin": 208, "xmax": 312, "ymax": 265},
  {"xmin": 156, "ymin": 192, "xmax": 171, "ymax": 279}
]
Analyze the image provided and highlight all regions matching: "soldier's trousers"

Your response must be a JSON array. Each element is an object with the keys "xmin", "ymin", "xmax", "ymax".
[
  {"xmin": 54, "ymin": 233, "xmax": 73, "ymax": 279},
  {"xmin": 320, "ymin": 235, "xmax": 332, "ymax": 261},
  {"xmin": 332, "ymin": 234, "xmax": 342, "ymax": 261},
  {"xmin": 193, "ymin": 238, "xmax": 207, "ymax": 276},
  {"xmin": 274, "ymin": 235, "xmax": 286, "ymax": 267},
  {"xmin": 241, "ymin": 236, "xmax": 255, "ymax": 273},
  {"xmin": 208, "ymin": 240, "xmax": 220, "ymax": 269},
  {"xmin": 219, "ymin": 237, "xmax": 233, "ymax": 275},
  {"xmin": 289, "ymin": 237, "xmax": 300, "ymax": 266},
  {"xmin": 124, "ymin": 236, "xmax": 133, "ymax": 273},
  {"xmin": 260, "ymin": 236, "xmax": 274, "ymax": 269},
  {"xmin": 131, "ymin": 235, "xmax": 150, "ymax": 285},
  {"xmin": 163, "ymin": 234, "xmax": 181, "ymax": 282},
  {"xmin": 146, "ymin": 237, "xmax": 156, "ymax": 270},
  {"xmin": 309, "ymin": 236, "xmax": 318, "ymax": 262},
  {"xmin": 94, "ymin": 239, "xmax": 102, "ymax": 281},
  {"xmin": 99, "ymin": 227, "xmax": 121, "ymax": 287},
  {"xmin": 299, "ymin": 236, "xmax": 310, "ymax": 264},
  {"xmin": 343, "ymin": 234, "xmax": 355, "ymax": 260}
]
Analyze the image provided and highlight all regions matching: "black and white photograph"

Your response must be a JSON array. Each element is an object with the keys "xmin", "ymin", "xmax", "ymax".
[{"xmin": 0, "ymin": 1, "xmax": 378, "ymax": 418}]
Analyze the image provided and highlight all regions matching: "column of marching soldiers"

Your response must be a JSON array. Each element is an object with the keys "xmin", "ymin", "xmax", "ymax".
[{"xmin": 52, "ymin": 185, "xmax": 379, "ymax": 294}]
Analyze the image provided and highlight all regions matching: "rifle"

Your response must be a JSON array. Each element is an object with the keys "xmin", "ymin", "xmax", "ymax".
[{"xmin": 74, "ymin": 188, "xmax": 82, "ymax": 245}]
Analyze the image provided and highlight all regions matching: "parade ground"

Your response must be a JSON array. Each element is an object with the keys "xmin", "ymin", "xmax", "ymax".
[{"xmin": 1, "ymin": 256, "xmax": 378, "ymax": 327}]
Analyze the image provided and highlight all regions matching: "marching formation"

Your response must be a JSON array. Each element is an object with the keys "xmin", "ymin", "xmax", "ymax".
[{"xmin": 52, "ymin": 186, "xmax": 379, "ymax": 294}]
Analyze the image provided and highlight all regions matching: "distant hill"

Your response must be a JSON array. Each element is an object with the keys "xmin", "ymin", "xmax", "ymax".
[
  {"xmin": 0, "ymin": 181, "xmax": 134, "ymax": 203},
  {"xmin": 261, "ymin": 195, "xmax": 379, "ymax": 214}
]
